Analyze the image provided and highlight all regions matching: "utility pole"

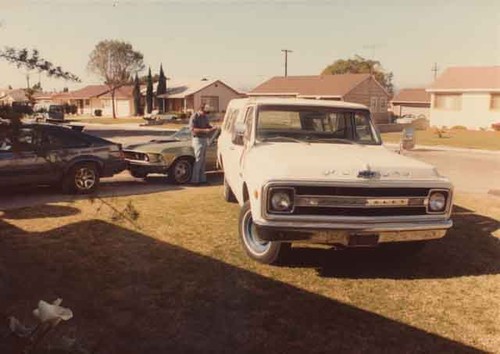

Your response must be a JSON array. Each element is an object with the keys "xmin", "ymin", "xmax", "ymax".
[
  {"xmin": 281, "ymin": 49, "xmax": 292, "ymax": 77},
  {"xmin": 432, "ymin": 62, "xmax": 439, "ymax": 80},
  {"xmin": 363, "ymin": 44, "xmax": 382, "ymax": 75}
]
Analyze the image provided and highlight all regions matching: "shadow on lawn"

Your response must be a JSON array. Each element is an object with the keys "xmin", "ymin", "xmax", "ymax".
[
  {"xmin": 284, "ymin": 205, "xmax": 500, "ymax": 280},
  {"xmin": 0, "ymin": 172, "xmax": 223, "ymax": 212},
  {"xmin": 0, "ymin": 212, "xmax": 482, "ymax": 354}
]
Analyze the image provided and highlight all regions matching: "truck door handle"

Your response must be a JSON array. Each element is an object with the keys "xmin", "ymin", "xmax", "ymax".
[{"xmin": 229, "ymin": 146, "xmax": 235, "ymax": 150}]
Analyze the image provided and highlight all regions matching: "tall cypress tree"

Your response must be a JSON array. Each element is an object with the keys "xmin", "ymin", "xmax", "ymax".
[
  {"xmin": 133, "ymin": 73, "xmax": 141, "ymax": 116},
  {"xmin": 157, "ymin": 64, "xmax": 167, "ymax": 113},
  {"xmin": 146, "ymin": 67, "xmax": 153, "ymax": 114}
]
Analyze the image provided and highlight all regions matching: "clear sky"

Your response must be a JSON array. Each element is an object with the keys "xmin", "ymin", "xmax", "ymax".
[{"xmin": 0, "ymin": 0, "xmax": 499, "ymax": 92}]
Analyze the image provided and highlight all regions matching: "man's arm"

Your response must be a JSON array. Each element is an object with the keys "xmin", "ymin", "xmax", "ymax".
[{"xmin": 190, "ymin": 113, "xmax": 215, "ymax": 134}]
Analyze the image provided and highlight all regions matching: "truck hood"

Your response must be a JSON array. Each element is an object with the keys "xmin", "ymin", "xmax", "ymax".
[{"xmin": 244, "ymin": 142, "xmax": 443, "ymax": 182}]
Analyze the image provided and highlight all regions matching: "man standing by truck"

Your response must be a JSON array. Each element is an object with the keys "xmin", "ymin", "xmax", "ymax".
[{"xmin": 189, "ymin": 104, "xmax": 216, "ymax": 185}]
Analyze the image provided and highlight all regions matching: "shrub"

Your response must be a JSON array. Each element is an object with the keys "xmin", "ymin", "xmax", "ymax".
[
  {"xmin": 492, "ymin": 122, "xmax": 500, "ymax": 131},
  {"xmin": 451, "ymin": 125, "xmax": 467, "ymax": 130},
  {"xmin": 94, "ymin": 109, "xmax": 102, "ymax": 117},
  {"xmin": 70, "ymin": 104, "xmax": 78, "ymax": 115},
  {"xmin": 12, "ymin": 104, "xmax": 33, "ymax": 115}
]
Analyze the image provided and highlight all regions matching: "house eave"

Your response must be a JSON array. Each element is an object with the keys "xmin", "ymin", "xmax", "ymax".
[
  {"xmin": 426, "ymin": 88, "xmax": 500, "ymax": 93},
  {"xmin": 247, "ymin": 92, "xmax": 298, "ymax": 96}
]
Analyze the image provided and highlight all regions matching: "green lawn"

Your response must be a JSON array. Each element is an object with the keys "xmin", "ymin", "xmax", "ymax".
[
  {"xmin": 381, "ymin": 129, "xmax": 500, "ymax": 150},
  {"xmin": 1, "ymin": 187, "xmax": 499, "ymax": 353}
]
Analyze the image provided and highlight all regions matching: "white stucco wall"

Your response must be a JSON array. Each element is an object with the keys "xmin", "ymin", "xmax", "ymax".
[
  {"xmin": 429, "ymin": 92, "xmax": 500, "ymax": 129},
  {"xmin": 193, "ymin": 81, "xmax": 243, "ymax": 112}
]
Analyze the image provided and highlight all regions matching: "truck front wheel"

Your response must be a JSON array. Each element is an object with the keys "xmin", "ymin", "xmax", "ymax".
[{"xmin": 238, "ymin": 201, "xmax": 290, "ymax": 265}]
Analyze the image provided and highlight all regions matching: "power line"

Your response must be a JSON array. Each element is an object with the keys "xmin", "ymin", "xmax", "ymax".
[{"xmin": 281, "ymin": 49, "xmax": 292, "ymax": 77}]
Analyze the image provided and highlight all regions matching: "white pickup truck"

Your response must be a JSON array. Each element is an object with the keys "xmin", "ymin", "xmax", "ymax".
[{"xmin": 218, "ymin": 98, "xmax": 453, "ymax": 264}]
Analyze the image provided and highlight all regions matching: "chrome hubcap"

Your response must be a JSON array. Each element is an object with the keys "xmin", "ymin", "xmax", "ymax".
[
  {"xmin": 174, "ymin": 161, "xmax": 191, "ymax": 182},
  {"xmin": 242, "ymin": 209, "xmax": 271, "ymax": 256},
  {"xmin": 75, "ymin": 167, "xmax": 96, "ymax": 190}
]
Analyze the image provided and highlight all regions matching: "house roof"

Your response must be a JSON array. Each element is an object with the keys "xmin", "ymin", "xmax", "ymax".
[
  {"xmin": 54, "ymin": 85, "xmax": 110, "ymax": 100},
  {"xmin": 249, "ymin": 74, "xmax": 381, "ymax": 98},
  {"xmin": 156, "ymin": 79, "xmax": 242, "ymax": 99},
  {"xmin": 98, "ymin": 85, "xmax": 134, "ymax": 100},
  {"xmin": 33, "ymin": 92, "xmax": 57, "ymax": 100},
  {"xmin": 0, "ymin": 89, "xmax": 29, "ymax": 102},
  {"xmin": 428, "ymin": 66, "xmax": 500, "ymax": 92},
  {"xmin": 392, "ymin": 88, "xmax": 430, "ymax": 104}
]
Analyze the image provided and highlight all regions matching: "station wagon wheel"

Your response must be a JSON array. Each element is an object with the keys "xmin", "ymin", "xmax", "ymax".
[
  {"xmin": 62, "ymin": 162, "xmax": 100, "ymax": 194},
  {"xmin": 238, "ymin": 201, "xmax": 290, "ymax": 265},
  {"xmin": 168, "ymin": 158, "xmax": 193, "ymax": 184}
]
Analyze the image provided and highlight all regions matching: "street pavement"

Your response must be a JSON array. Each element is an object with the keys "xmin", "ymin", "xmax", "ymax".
[{"xmin": 0, "ymin": 123, "xmax": 499, "ymax": 210}]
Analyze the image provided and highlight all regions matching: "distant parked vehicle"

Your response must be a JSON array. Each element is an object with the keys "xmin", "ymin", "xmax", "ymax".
[
  {"xmin": 48, "ymin": 105, "xmax": 65, "ymax": 122},
  {"xmin": 0, "ymin": 122, "xmax": 126, "ymax": 193},
  {"xmin": 395, "ymin": 114, "xmax": 427, "ymax": 124}
]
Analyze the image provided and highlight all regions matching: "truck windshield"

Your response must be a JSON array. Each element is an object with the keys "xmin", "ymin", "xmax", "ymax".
[{"xmin": 256, "ymin": 105, "xmax": 381, "ymax": 145}]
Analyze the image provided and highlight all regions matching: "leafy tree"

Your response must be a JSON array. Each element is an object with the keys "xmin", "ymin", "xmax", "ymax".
[
  {"xmin": 138, "ymin": 73, "xmax": 159, "ymax": 85},
  {"xmin": 0, "ymin": 47, "xmax": 79, "ymax": 122},
  {"xmin": 133, "ymin": 73, "xmax": 142, "ymax": 116},
  {"xmin": 0, "ymin": 47, "xmax": 80, "ymax": 82},
  {"xmin": 146, "ymin": 67, "xmax": 153, "ymax": 114},
  {"xmin": 87, "ymin": 40, "xmax": 145, "ymax": 118},
  {"xmin": 321, "ymin": 55, "xmax": 394, "ymax": 94},
  {"xmin": 156, "ymin": 64, "xmax": 167, "ymax": 113},
  {"xmin": 32, "ymin": 82, "xmax": 42, "ymax": 91}
]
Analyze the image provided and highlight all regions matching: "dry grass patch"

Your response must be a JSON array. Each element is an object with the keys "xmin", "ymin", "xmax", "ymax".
[
  {"xmin": 1, "ymin": 186, "xmax": 499, "ymax": 353},
  {"xmin": 382, "ymin": 129, "xmax": 500, "ymax": 150}
]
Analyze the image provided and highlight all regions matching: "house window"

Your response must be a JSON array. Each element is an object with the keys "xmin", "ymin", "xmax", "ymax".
[
  {"xmin": 434, "ymin": 94, "xmax": 462, "ymax": 110},
  {"xmin": 84, "ymin": 99, "xmax": 90, "ymax": 106},
  {"xmin": 490, "ymin": 94, "xmax": 500, "ymax": 110},
  {"xmin": 201, "ymin": 96, "xmax": 219, "ymax": 112},
  {"xmin": 379, "ymin": 97, "xmax": 387, "ymax": 112},
  {"xmin": 370, "ymin": 97, "xmax": 378, "ymax": 113}
]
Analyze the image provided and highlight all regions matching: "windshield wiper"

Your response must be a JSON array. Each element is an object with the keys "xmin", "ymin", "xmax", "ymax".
[{"xmin": 259, "ymin": 136, "xmax": 309, "ymax": 145}]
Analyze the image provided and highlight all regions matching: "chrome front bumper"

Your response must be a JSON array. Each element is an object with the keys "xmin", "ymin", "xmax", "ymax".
[{"xmin": 253, "ymin": 219, "xmax": 453, "ymax": 245}]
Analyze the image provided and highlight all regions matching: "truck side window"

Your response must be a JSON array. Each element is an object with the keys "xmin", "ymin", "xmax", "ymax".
[{"xmin": 232, "ymin": 107, "xmax": 253, "ymax": 146}]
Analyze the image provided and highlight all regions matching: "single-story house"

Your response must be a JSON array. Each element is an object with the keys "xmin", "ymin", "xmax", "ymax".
[
  {"xmin": 53, "ymin": 85, "xmax": 109, "ymax": 115},
  {"xmin": 249, "ymin": 74, "xmax": 392, "ymax": 124},
  {"xmin": 53, "ymin": 85, "xmax": 134, "ymax": 117},
  {"xmin": 0, "ymin": 89, "xmax": 29, "ymax": 105},
  {"xmin": 153, "ymin": 79, "xmax": 244, "ymax": 113},
  {"xmin": 427, "ymin": 66, "xmax": 500, "ymax": 129},
  {"xmin": 390, "ymin": 88, "xmax": 431, "ymax": 119}
]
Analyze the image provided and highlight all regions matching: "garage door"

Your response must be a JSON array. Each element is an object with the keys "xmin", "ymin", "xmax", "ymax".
[{"xmin": 115, "ymin": 100, "xmax": 131, "ymax": 117}]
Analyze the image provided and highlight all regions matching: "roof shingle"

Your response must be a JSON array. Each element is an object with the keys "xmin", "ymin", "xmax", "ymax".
[{"xmin": 392, "ymin": 88, "xmax": 430, "ymax": 103}]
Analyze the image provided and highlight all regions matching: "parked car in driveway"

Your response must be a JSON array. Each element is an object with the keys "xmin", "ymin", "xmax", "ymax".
[
  {"xmin": 218, "ymin": 98, "xmax": 454, "ymax": 264},
  {"xmin": 124, "ymin": 126, "xmax": 220, "ymax": 183},
  {"xmin": 0, "ymin": 121, "xmax": 126, "ymax": 193}
]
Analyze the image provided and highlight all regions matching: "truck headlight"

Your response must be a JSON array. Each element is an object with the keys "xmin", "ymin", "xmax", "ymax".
[
  {"xmin": 428, "ymin": 191, "xmax": 447, "ymax": 212},
  {"xmin": 269, "ymin": 188, "xmax": 295, "ymax": 213}
]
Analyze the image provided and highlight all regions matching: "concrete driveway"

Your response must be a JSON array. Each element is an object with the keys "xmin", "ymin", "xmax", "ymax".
[{"xmin": 394, "ymin": 148, "xmax": 500, "ymax": 195}]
